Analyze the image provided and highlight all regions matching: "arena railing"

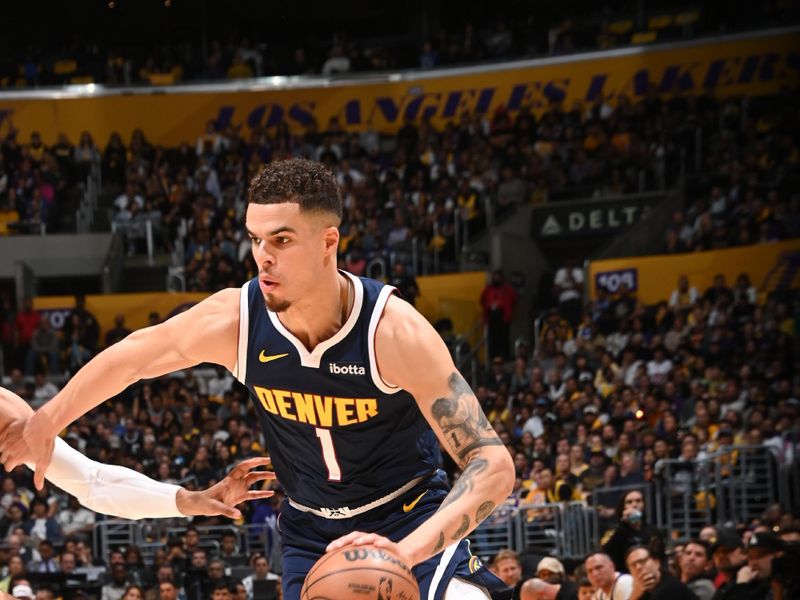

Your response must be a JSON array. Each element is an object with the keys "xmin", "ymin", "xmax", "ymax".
[
  {"xmin": 89, "ymin": 446, "xmax": 785, "ymax": 566},
  {"xmin": 93, "ymin": 519, "xmax": 140, "ymax": 563},
  {"xmin": 778, "ymin": 459, "xmax": 799, "ymax": 518},
  {"xmin": 655, "ymin": 445, "xmax": 777, "ymax": 541},
  {"xmin": 513, "ymin": 501, "xmax": 599, "ymax": 561},
  {"xmin": 94, "ymin": 519, "xmax": 282, "ymax": 568}
]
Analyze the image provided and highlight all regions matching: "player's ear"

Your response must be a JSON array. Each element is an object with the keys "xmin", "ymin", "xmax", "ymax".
[{"xmin": 322, "ymin": 226, "xmax": 339, "ymax": 257}]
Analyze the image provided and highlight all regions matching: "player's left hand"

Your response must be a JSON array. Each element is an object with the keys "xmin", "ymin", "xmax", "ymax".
[
  {"xmin": 326, "ymin": 531, "xmax": 414, "ymax": 568},
  {"xmin": 175, "ymin": 456, "xmax": 276, "ymax": 519}
]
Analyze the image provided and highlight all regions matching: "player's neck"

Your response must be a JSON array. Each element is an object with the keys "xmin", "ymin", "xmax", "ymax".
[{"xmin": 277, "ymin": 269, "xmax": 353, "ymax": 352}]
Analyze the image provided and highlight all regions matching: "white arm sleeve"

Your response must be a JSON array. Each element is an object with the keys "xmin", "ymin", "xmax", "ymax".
[{"xmin": 28, "ymin": 438, "xmax": 184, "ymax": 520}]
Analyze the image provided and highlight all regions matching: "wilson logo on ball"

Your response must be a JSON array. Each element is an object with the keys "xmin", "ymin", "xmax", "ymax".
[{"xmin": 344, "ymin": 549, "xmax": 410, "ymax": 572}]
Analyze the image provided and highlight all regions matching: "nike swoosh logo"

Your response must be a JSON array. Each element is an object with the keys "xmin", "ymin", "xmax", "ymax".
[
  {"xmin": 259, "ymin": 350, "xmax": 289, "ymax": 363},
  {"xmin": 402, "ymin": 490, "xmax": 427, "ymax": 513}
]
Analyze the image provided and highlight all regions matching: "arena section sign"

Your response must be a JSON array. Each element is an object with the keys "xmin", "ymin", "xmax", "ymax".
[
  {"xmin": 532, "ymin": 193, "xmax": 661, "ymax": 239},
  {"xmin": 587, "ymin": 239, "xmax": 800, "ymax": 304},
  {"xmin": 0, "ymin": 28, "xmax": 798, "ymax": 146}
]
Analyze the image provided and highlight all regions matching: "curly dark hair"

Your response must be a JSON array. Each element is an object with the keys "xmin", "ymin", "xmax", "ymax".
[{"xmin": 248, "ymin": 158, "xmax": 342, "ymax": 220}]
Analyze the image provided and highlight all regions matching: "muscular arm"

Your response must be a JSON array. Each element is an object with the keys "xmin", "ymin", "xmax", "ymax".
[{"xmin": 375, "ymin": 296, "xmax": 515, "ymax": 565}]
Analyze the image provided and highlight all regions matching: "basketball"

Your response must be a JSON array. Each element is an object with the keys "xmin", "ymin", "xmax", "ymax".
[{"xmin": 301, "ymin": 545, "xmax": 419, "ymax": 600}]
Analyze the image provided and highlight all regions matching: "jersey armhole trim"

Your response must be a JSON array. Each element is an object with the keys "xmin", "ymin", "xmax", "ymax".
[
  {"xmin": 368, "ymin": 285, "xmax": 401, "ymax": 395},
  {"xmin": 233, "ymin": 280, "xmax": 251, "ymax": 384}
]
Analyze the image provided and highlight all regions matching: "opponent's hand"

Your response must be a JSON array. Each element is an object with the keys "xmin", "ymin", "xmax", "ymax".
[
  {"xmin": 175, "ymin": 456, "xmax": 276, "ymax": 519},
  {"xmin": 326, "ymin": 531, "xmax": 414, "ymax": 568},
  {"xmin": 0, "ymin": 411, "xmax": 57, "ymax": 489}
]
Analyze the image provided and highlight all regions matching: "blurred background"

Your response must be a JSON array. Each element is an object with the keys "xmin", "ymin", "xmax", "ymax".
[{"xmin": 0, "ymin": 1, "xmax": 799, "ymax": 599}]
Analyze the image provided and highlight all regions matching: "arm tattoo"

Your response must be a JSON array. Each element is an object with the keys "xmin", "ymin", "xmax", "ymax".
[
  {"xmin": 431, "ymin": 372, "xmax": 503, "ymax": 466},
  {"xmin": 438, "ymin": 458, "xmax": 488, "ymax": 511},
  {"xmin": 432, "ymin": 532, "xmax": 445, "ymax": 554},
  {"xmin": 476, "ymin": 501, "xmax": 496, "ymax": 523},
  {"xmin": 451, "ymin": 515, "xmax": 470, "ymax": 540}
]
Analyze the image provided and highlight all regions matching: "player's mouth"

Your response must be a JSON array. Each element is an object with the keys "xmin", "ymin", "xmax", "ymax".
[{"xmin": 259, "ymin": 276, "xmax": 279, "ymax": 293}]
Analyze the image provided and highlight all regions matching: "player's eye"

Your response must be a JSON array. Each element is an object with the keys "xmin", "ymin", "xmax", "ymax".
[
  {"xmin": 276, "ymin": 236, "xmax": 290, "ymax": 245},
  {"xmin": 250, "ymin": 236, "xmax": 261, "ymax": 245}
]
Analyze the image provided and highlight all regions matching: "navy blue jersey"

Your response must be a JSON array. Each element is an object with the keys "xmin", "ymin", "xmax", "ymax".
[{"xmin": 234, "ymin": 271, "xmax": 441, "ymax": 509}]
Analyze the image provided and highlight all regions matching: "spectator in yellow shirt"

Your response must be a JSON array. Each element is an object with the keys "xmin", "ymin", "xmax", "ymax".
[{"xmin": 0, "ymin": 200, "xmax": 19, "ymax": 235}]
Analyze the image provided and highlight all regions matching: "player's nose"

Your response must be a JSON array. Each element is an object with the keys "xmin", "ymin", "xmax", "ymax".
[{"xmin": 253, "ymin": 242, "xmax": 276, "ymax": 266}]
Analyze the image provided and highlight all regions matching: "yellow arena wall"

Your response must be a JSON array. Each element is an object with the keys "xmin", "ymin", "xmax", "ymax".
[
  {"xmin": 588, "ymin": 239, "xmax": 800, "ymax": 304},
  {"xmin": 33, "ymin": 272, "xmax": 488, "ymax": 342},
  {"xmin": 1, "ymin": 28, "xmax": 797, "ymax": 146}
]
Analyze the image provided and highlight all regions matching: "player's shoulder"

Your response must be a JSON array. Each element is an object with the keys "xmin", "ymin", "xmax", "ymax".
[
  {"xmin": 374, "ymin": 294, "xmax": 449, "ymax": 364},
  {"xmin": 193, "ymin": 286, "xmax": 239, "ymax": 308},
  {"xmin": 169, "ymin": 287, "xmax": 240, "ymax": 329},
  {"xmin": 207, "ymin": 286, "xmax": 242, "ymax": 306},
  {"xmin": 376, "ymin": 294, "xmax": 430, "ymax": 340}
]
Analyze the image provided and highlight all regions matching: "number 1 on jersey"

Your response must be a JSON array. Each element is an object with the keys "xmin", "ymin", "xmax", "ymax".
[{"xmin": 315, "ymin": 428, "xmax": 342, "ymax": 481}]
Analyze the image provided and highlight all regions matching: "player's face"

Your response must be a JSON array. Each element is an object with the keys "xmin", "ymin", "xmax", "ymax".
[{"xmin": 247, "ymin": 202, "xmax": 339, "ymax": 313}]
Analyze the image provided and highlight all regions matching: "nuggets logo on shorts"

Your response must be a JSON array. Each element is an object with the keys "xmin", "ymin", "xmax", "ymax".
[{"xmin": 469, "ymin": 555, "xmax": 483, "ymax": 573}]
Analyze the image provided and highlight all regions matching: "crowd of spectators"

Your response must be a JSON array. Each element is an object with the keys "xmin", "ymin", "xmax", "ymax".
[
  {"xmin": 0, "ymin": 130, "xmax": 78, "ymax": 236},
  {"xmin": 1, "ymin": 30, "xmax": 799, "ymax": 600},
  {"xmin": 3, "ymin": 88, "xmax": 796, "ymax": 293},
  {"xmin": 0, "ymin": 255, "xmax": 798, "ymax": 598},
  {"xmin": 663, "ymin": 94, "xmax": 800, "ymax": 253},
  {"xmin": 490, "ymin": 527, "xmax": 799, "ymax": 600},
  {"xmin": 4, "ymin": 1, "xmax": 799, "ymax": 88},
  {"xmin": 470, "ymin": 259, "xmax": 798, "ymax": 597},
  {"xmin": 42, "ymin": 90, "xmax": 686, "ymax": 288}
]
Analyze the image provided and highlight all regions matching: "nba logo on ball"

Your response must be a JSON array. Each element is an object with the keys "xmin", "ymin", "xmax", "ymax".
[{"xmin": 301, "ymin": 544, "xmax": 419, "ymax": 600}]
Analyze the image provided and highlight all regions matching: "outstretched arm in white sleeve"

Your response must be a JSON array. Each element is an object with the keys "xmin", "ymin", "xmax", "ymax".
[{"xmin": 2, "ymin": 386, "xmax": 274, "ymax": 520}]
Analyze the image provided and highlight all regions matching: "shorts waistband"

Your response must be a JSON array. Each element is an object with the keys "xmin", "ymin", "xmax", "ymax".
[{"xmin": 288, "ymin": 476, "xmax": 425, "ymax": 520}]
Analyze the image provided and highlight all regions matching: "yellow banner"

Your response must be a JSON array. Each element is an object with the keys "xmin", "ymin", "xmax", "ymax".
[
  {"xmin": 588, "ymin": 240, "xmax": 800, "ymax": 304},
  {"xmin": 34, "ymin": 292, "xmax": 208, "ymax": 342},
  {"xmin": 33, "ymin": 271, "xmax": 486, "ymax": 342},
  {"xmin": 1, "ymin": 29, "xmax": 798, "ymax": 146},
  {"xmin": 416, "ymin": 271, "xmax": 486, "ymax": 337}
]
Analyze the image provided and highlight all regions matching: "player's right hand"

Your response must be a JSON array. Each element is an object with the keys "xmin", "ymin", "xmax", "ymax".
[{"xmin": 0, "ymin": 411, "xmax": 56, "ymax": 489}]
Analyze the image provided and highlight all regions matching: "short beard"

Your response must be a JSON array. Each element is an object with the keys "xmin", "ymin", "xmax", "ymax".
[{"xmin": 265, "ymin": 294, "xmax": 291, "ymax": 313}]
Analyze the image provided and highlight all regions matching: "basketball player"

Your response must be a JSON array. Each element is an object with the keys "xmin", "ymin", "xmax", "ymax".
[
  {"xmin": 0, "ymin": 386, "xmax": 274, "ymax": 519},
  {"xmin": 0, "ymin": 159, "xmax": 515, "ymax": 600}
]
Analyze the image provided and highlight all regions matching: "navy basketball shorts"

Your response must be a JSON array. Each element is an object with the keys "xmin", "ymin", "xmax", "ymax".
[{"xmin": 278, "ymin": 470, "xmax": 512, "ymax": 600}]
